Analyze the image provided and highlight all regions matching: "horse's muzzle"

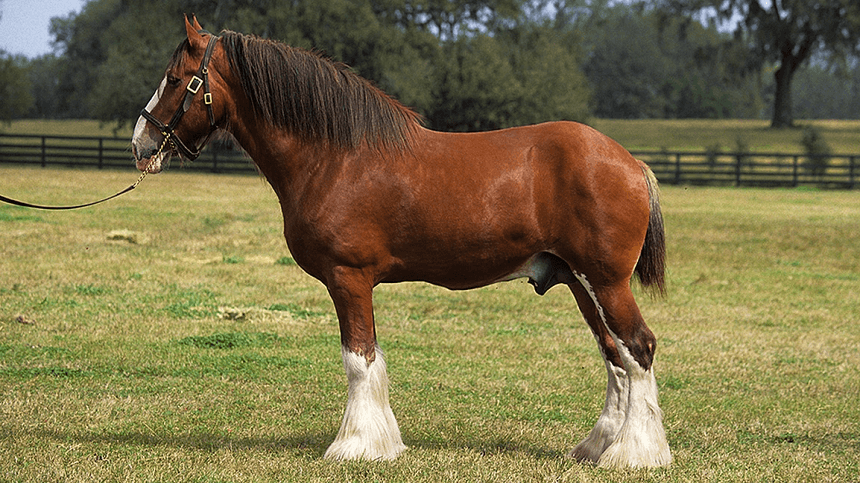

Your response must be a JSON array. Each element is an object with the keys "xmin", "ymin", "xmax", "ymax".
[{"xmin": 133, "ymin": 143, "xmax": 171, "ymax": 174}]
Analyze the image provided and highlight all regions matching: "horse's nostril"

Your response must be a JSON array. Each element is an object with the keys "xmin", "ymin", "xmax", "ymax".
[{"xmin": 132, "ymin": 143, "xmax": 158, "ymax": 161}]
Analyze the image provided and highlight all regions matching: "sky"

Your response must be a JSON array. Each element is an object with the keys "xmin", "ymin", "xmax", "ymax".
[{"xmin": 0, "ymin": 0, "xmax": 87, "ymax": 58}]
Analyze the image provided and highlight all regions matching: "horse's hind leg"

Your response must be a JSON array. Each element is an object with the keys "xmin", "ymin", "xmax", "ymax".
[
  {"xmin": 571, "ymin": 275, "xmax": 671, "ymax": 468},
  {"xmin": 567, "ymin": 282, "xmax": 629, "ymax": 463}
]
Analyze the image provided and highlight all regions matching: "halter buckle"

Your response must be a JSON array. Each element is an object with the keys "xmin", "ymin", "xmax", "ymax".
[
  {"xmin": 187, "ymin": 76, "xmax": 203, "ymax": 94},
  {"xmin": 204, "ymin": 92, "xmax": 213, "ymax": 105}
]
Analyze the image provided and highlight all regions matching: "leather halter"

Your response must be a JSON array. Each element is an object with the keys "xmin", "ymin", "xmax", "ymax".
[{"xmin": 140, "ymin": 33, "xmax": 219, "ymax": 161}]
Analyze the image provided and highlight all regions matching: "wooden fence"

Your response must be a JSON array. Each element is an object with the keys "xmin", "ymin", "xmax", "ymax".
[
  {"xmin": 633, "ymin": 149, "xmax": 859, "ymax": 189},
  {"xmin": 0, "ymin": 133, "xmax": 252, "ymax": 174},
  {"xmin": 1, "ymin": 133, "xmax": 858, "ymax": 188}
]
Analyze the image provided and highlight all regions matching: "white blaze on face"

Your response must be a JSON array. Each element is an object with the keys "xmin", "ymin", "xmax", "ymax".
[
  {"xmin": 132, "ymin": 76, "xmax": 171, "ymax": 173},
  {"xmin": 133, "ymin": 76, "xmax": 167, "ymax": 143}
]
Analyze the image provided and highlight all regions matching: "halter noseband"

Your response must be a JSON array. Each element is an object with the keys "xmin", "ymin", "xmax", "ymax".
[{"xmin": 140, "ymin": 32, "xmax": 219, "ymax": 161}]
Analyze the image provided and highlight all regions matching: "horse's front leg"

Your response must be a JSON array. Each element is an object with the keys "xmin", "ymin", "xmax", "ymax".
[{"xmin": 323, "ymin": 267, "xmax": 406, "ymax": 461}]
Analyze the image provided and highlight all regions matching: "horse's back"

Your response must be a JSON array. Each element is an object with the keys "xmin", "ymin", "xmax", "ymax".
[{"xmin": 418, "ymin": 121, "xmax": 644, "ymax": 185}]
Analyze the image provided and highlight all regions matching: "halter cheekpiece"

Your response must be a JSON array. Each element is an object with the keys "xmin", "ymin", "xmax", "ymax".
[{"xmin": 140, "ymin": 31, "xmax": 219, "ymax": 161}]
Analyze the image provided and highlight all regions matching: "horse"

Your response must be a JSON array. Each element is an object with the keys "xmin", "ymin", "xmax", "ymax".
[{"xmin": 131, "ymin": 16, "xmax": 671, "ymax": 468}]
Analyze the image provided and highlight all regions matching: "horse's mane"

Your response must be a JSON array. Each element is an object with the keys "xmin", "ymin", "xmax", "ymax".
[{"xmin": 211, "ymin": 30, "xmax": 421, "ymax": 153}]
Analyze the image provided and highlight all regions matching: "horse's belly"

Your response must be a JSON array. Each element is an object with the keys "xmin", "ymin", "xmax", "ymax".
[{"xmin": 384, "ymin": 248, "xmax": 572, "ymax": 293}]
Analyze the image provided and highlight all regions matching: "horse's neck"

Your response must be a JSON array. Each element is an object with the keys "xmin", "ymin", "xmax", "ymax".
[{"xmin": 229, "ymin": 117, "xmax": 340, "ymax": 198}]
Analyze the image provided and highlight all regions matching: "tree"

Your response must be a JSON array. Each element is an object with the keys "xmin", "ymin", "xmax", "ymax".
[
  {"xmin": 503, "ymin": 24, "xmax": 591, "ymax": 126},
  {"xmin": 50, "ymin": 0, "xmax": 128, "ymax": 119},
  {"xmin": 792, "ymin": 61, "xmax": 860, "ymax": 119},
  {"xmin": 86, "ymin": 3, "xmax": 186, "ymax": 128},
  {"xmin": 583, "ymin": 10, "xmax": 670, "ymax": 118},
  {"xmin": 426, "ymin": 5, "xmax": 590, "ymax": 130},
  {"xmin": 429, "ymin": 34, "xmax": 527, "ymax": 131},
  {"xmin": 47, "ymin": 0, "xmax": 591, "ymax": 131},
  {"xmin": 580, "ymin": 6, "xmax": 761, "ymax": 119},
  {"xmin": 50, "ymin": 0, "xmax": 421, "ymax": 127},
  {"xmin": 373, "ymin": 0, "xmax": 523, "ymax": 40},
  {"xmin": 654, "ymin": 12, "xmax": 764, "ymax": 118},
  {"xmin": 26, "ymin": 55, "xmax": 64, "ymax": 119},
  {"xmin": 0, "ymin": 1, "xmax": 33, "ymax": 123},
  {"xmin": 667, "ymin": 0, "xmax": 860, "ymax": 128},
  {"xmin": 0, "ymin": 51, "xmax": 34, "ymax": 124}
]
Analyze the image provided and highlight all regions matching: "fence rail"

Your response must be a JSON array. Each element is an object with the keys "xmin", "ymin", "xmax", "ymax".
[
  {"xmin": 1, "ymin": 133, "xmax": 858, "ymax": 188},
  {"xmin": 633, "ymin": 149, "xmax": 859, "ymax": 189},
  {"xmin": 0, "ymin": 133, "xmax": 252, "ymax": 174}
]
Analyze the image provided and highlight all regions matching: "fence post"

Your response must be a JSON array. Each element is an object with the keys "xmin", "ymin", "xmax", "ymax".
[
  {"xmin": 850, "ymin": 156, "xmax": 856, "ymax": 190},
  {"xmin": 41, "ymin": 136, "xmax": 47, "ymax": 167},
  {"xmin": 674, "ymin": 153, "xmax": 681, "ymax": 184},
  {"xmin": 98, "ymin": 138, "xmax": 104, "ymax": 169},
  {"xmin": 792, "ymin": 155, "xmax": 799, "ymax": 187},
  {"xmin": 735, "ymin": 153, "xmax": 741, "ymax": 187}
]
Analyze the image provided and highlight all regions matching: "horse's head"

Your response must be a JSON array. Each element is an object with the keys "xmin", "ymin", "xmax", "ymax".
[{"xmin": 132, "ymin": 16, "xmax": 224, "ymax": 173}]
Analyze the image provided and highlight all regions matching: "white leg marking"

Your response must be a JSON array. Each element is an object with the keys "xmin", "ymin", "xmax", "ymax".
[
  {"xmin": 597, "ymin": 357, "xmax": 671, "ymax": 468},
  {"xmin": 572, "ymin": 272, "xmax": 672, "ymax": 468},
  {"xmin": 570, "ymin": 361, "xmax": 628, "ymax": 462},
  {"xmin": 324, "ymin": 346, "xmax": 406, "ymax": 461}
]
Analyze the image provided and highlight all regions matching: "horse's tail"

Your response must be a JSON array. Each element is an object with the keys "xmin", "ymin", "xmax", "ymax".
[{"xmin": 634, "ymin": 161, "xmax": 666, "ymax": 296}]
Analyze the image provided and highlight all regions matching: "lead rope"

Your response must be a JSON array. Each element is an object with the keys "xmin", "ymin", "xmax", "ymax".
[
  {"xmin": 132, "ymin": 132, "xmax": 173, "ymax": 187},
  {"xmin": 0, "ymin": 135, "xmax": 169, "ymax": 211}
]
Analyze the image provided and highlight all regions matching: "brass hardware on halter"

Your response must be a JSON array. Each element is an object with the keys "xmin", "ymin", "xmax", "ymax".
[{"xmin": 187, "ymin": 76, "xmax": 203, "ymax": 94}]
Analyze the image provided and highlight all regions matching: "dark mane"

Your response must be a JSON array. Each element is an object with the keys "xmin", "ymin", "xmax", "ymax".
[
  {"xmin": 167, "ymin": 39, "xmax": 190, "ymax": 72},
  {"xmin": 217, "ymin": 30, "xmax": 421, "ymax": 152}
]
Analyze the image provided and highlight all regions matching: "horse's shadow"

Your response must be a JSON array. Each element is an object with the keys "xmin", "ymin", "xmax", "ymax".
[
  {"xmin": 408, "ymin": 435, "xmax": 565, "ymax": 460},
  {"xmin": 35, "ymin": 426, "xmax": 564, "ymax": 460},
  {"xmin": 34, "ymin": 426, "xmax": 331, "ymax": 457}
]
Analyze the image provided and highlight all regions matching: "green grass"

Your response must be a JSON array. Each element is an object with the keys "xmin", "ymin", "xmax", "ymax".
[
  {"xmin": 0, "ymin": 119, "xmax": 133, "ymax": 138},
  {"xmin": 1, "ymin": 166, "xmax": 859, "ymax": 482}
]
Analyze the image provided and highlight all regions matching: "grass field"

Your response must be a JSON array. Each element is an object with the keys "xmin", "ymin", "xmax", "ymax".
[
  {"xmin": 591, "ymin": 119, "xmax": 860, "ymax": 154},
  {"xmin": 3, "ymin": 118, "xmax": 860, "ymax": 154},
  {"xmin": 0, "ymin": 120, "xmax": 134, "ymax": 138},
  {"xmin": 1, "ymin": 166, "xmax": 859, "ymax": 482}
]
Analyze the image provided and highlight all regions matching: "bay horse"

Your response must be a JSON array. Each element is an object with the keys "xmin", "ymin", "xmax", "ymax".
[{"xmin": 131, "ymin": 16, "xmax": 671, "ymax": 468}]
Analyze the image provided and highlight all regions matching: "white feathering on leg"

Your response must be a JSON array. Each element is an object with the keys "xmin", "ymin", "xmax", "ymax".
[
  {"xmin": 569, "ymin": 361, "xmax": 628, "ymax": 462},
  {"xmin": 324, "ymin": 346, "xmax": 406, "ymax": 461},
  {"xmin": 597, "ymin": 358, "xmax": 671, "ymax": 468}
]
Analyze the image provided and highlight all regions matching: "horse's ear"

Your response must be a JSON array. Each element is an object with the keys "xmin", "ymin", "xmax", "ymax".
[
  {"xmin": 184, "ymin": 15, "xmax": 206, "ymax": 50},
  {"xmin": 191, "ymin": 15, "xmax": 204, "ymax": 32}
]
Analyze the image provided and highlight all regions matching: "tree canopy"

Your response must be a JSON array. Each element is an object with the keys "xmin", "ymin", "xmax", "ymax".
[
  {"xmin": 37, "ymin": 0, "xmax": 591, "ymax": 131},
  {"xmin": 0, "ymin": 51, "xmax": 34, "ymax": 124},
  {"xmin": 665, "ymin": 0, "xmax": 860, "ymax": 127},
  {"xmin": 2, "ymin": 0, "xmax": 859, "ymax": 129}
]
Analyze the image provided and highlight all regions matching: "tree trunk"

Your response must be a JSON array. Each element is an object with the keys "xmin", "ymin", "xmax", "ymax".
[{"xmin": 771, "ymin": 63, "xmax": 795, "ymax": 128}]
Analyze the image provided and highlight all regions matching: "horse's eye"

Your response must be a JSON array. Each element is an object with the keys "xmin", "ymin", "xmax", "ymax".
[{"xmin": 167, "ymin": 75, "xmax": 181, "ymax": 87}]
